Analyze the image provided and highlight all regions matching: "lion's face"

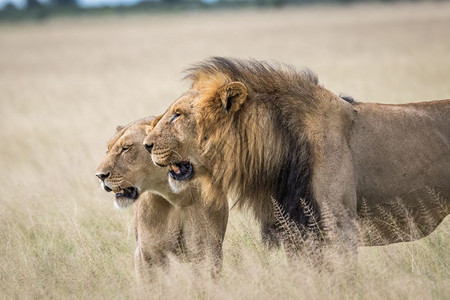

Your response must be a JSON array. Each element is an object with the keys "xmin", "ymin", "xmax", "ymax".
[
  {"xmin": 143, "ymin": 81, "xmax": 247, "ymax": 184},
  {"xmin": 96, "ymin": 121, "xmax": 168, "ymax": 208},
  {"xmin": 143, "ymin": 92, "xmax": 201, "ymax": 183}
]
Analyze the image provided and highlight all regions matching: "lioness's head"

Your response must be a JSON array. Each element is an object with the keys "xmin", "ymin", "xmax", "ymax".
[
  {"xmin": 143, "ymin": 76, "xmax": 247, "ymax": 184},
  {"xmin": 96, "ymin": 117, "xmax": 171, "ymax": 208}
]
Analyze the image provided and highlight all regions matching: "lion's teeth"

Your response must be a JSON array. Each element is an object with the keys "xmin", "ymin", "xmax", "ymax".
[{"xmin": 170, "ymin": 165, "xmax": 181, "ymax": 174}]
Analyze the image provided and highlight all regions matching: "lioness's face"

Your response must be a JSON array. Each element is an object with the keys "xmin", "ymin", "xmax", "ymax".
[{"xmin": 96, "ymin": 122, "xmax": 164, "ymax": 208}]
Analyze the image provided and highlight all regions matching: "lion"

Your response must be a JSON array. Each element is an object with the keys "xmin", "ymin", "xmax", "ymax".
[
  {"xmin": 143, "ymin": 57, "xmax": 450, "ymax": 249},
  {"xmin": 95, "ymin": 116, "xmax": 228, "ymax": 284}
]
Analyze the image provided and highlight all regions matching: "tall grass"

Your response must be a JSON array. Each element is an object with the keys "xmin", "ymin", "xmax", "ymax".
[
  {"xmin": 1, "ymin": 2, "xmax": 449, "ymax": 299},
  {"xmin": 1, "ymin": 176, "xmax": 449, "ymax": 299}
]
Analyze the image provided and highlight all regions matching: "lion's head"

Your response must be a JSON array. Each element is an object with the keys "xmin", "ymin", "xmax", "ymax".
[
  {"xmin": 96, "ymin": 117, "xmax": 176, "ymax": 208},
  {"xmin": 142, "ymin": 80, "xmax": 247, "ymax": 187}
]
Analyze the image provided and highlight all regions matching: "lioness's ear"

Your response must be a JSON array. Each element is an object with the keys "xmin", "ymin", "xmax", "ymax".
[
  {"xmin": 145, "ymin": 115, "xmax": 163, "ymax": 134},
  {"xmin": 217, "ymin": 82, "xmax": 247, "ymax": 113},
  {"xmin": 116, "ymin": 125, "xmax": 124, "ymax": 132},
  {"xmin": 150, "ymin": 115, "xmax": 163, "ymax": 129}
]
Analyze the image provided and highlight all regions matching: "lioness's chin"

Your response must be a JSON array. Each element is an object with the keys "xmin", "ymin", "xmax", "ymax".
[
  {"xmin": 113, "ymin": 187, "xmax": 139, "ymax": 209},
  {"xmin": 168, "ymin": 162, "xmax": 194, "ymax": 181},
  {"xmin": 114, "ymin": 197, "xmax": 136, "ymax": 209}
]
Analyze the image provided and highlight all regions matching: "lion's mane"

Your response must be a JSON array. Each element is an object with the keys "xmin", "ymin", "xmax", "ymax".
[{"xmin": 187, "ymin": 58, "xmax": 324, "ymax": 235}]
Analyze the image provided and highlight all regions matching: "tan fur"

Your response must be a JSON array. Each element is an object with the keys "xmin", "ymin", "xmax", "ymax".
[
  {"xmin": 351, "ymin": 101, "xmax": 450, "ymax": 244},
  {"xmin": 144, "ymin": 57, "xmax": 450, "ymax": 248},
  {"xmin": 95, "ymin": 117, "xmax": 228, "ymax": 284}
]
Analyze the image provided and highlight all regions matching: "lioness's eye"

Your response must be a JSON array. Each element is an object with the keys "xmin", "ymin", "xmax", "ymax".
[
  {"xmin": 170, "ymin": 113, "xmax": 181, "ymax": 123},
  {"xmin": 120, "ymin": 147, "xmax": 130, "ymax": 154}
]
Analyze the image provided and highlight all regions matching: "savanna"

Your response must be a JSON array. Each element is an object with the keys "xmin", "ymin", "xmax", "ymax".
[{"xmin": 1, "ymin": 2, "xmax": 450, "ymax": 298}]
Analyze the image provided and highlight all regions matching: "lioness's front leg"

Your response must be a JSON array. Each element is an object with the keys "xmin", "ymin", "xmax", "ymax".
[
  {"xmin": 133, "ymin": 194, "xmax": 179, "ymax": 286},
  {"xmin": 134, "ymin": 244, "xmax": 163, "ymax": 286}
]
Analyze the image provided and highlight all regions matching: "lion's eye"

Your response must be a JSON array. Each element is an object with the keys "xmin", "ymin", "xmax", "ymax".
[
  {"xmin": 170, "ymin": 113, "xmax": 181, "ymax": 123},
  {"xmin": 120, "ymin": 147, "xmax": 130, "ymax": 154}
]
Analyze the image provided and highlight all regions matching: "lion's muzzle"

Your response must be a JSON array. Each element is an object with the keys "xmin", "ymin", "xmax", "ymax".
[
  {"xmin": 144, "ymin": 143, "xmax": 153, "ymax": 154},
  {"xmin": 149, "ymin": 148, "xmax": 172, "ymax": 167},
  {"xmin": 148, "ymin": 148, "xmax": 195, "ymax": 181}
]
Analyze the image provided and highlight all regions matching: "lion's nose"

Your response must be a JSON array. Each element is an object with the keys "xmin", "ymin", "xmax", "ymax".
[
  {"xmin": 144, "ymin": 143, "xmax": 154, "ymax": 154},
  {"xmin": 96, "ymin": 172, "xmax": 110, "ymax": 180}
]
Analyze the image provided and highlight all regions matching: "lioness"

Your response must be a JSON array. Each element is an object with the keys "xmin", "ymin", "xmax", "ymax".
[
  {"xmin": 95, "ymin": 117, "xmax": 228, "ymax": 283},
  {"xmin": 144, "ymin": 57, "xmax": 450, "ymax": 248}
]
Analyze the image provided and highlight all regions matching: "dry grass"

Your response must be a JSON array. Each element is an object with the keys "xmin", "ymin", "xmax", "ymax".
[{"xmin": 1, "ymin": 2, "xmax": 449, "ymax": 299}]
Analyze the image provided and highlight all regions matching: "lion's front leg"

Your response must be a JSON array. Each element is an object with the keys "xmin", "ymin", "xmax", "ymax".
[
  {"xmin": 208, "ymin": 241, "xmax": 224, "ymax": 278},
  {"xmin": 261, "ymin": 222, "xmax": 281, "ymax": 248},
  {"xmin": 311, "ymin": 142, "xmax": 359, "ymax": 263}
]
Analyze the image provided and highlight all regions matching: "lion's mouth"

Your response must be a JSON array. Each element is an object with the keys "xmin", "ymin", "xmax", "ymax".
[{"xmin": 168, "ymin": 162, "xmax": 194, "ymax": 181}]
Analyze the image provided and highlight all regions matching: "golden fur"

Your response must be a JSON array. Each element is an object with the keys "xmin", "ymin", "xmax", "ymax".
[
  {"xmin": 144, "ymin": 57, "xmax": 450, "ymax": 247},
  {"xmin": 95, "ymin": 117, "xmax": 228, "ymax": 284}
]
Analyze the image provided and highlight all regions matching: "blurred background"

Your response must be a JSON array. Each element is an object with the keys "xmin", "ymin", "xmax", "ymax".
[
  {"xmin": 1, "ymin": 1, "xmax": 449, "ymax": 298},
  {"xmin": 2, "ymin": 0, "xmax": 450, "ymax": 24}
]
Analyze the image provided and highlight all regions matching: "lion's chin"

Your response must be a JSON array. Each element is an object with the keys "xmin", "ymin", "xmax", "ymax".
[
  {"xmin": 168, "ymin": 177, "xmax": 190, "ymax": 193},
  {"xmin": 168, "ymin": 162, "xmax": 194, "ymax": 181},
  {"xmin": 114, "ymin": 187, "xmax": 139, "ymax": 208}
]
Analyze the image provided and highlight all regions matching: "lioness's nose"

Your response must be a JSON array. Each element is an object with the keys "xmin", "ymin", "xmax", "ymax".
[
  {"xmin": 144, "ymin": 143, "xmax": 154, "ymax": 154},
  {"xmin": 96, "ymin": 172, "xmax": 110, "ymax": 180}
]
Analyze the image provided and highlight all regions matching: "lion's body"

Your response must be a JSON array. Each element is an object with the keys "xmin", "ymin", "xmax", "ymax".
[
  {"xmin": 144, "ymin": 57, "xmax": 450, "ymax": 249},
  {"xmin": 96, "ymin": 118, "xmax": 228, "ymax": 284},
  {"xmin": 351, "ymin": 101, "xmax": 450, "ymax": 244}
]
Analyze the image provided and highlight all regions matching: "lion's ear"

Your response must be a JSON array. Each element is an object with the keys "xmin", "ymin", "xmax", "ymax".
[
  {"xmin": 217, "ymin": 82, "xmax": 247, "ymax": 113},
  {"xmin": 116, "ymin": 125, "xmax": 125, "ymax": 133}
]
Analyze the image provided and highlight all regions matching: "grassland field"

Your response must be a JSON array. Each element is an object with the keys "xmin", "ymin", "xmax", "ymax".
[{"xmin": 1, "ymin": 2, "xmax": 450, "ymax": 298}]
